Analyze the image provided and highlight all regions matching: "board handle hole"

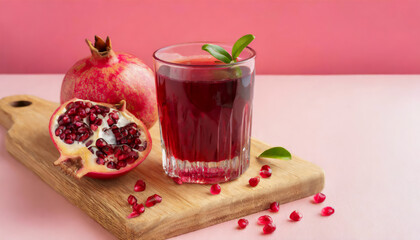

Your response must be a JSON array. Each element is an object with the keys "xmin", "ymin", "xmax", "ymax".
[{"xmin": 10, "ymin": 100, "xmax": 32, "ymax": 108}]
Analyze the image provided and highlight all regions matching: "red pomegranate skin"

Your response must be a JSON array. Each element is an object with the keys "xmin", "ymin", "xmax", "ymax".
[{"xmin": 60, "ymin": 37, "xmax": 158, "ymax": 129}]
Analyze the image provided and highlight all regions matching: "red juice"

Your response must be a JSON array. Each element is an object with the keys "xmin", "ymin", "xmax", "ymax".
[{"xmin": 155, "ymin": 57, "xmax": 254, "ymax": 183}]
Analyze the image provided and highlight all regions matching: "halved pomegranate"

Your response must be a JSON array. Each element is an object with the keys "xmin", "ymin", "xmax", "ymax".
[{"xmin": 49, "ymin": 99, "xmax": 152, "ymax": 178}]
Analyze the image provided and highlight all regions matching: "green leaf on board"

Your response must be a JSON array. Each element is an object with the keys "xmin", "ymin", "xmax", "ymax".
[{"xmin": 258, "ymin": 147, "xmax": 292, "ymax": 160}]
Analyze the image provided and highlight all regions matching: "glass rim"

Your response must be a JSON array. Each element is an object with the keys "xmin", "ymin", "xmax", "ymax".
[{"xmin": 153, "ymin": 41, "xmax": 256, "ymax": 68}]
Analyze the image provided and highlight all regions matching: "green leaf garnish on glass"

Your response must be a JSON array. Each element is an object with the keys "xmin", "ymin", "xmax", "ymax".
[
  {"xmin": 202, "ymin": 34, "xmax": 255, "ymax": 63},
  {"xmin": 201, "ymin": 44, "xmax": 232, "ymax": 63},
  {"xmin": 258, "ymin": 147, "xmax": 292, "ymax": 160}
]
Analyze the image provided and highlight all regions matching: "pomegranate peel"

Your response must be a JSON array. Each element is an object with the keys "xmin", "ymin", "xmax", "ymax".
[
  {"xmin": 49, "ymin": 98, "xmax": 152, "ymax": 179},
  {"xmin": 60, "ymin": 35, "xmax": 158, "ymax": 129}
]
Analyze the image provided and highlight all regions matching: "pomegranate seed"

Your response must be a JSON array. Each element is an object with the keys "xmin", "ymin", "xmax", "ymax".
[
  {"xmin": 321, "ymin": 206, "xmax": 335, "ymax": 216},
  {"xmin": 210, "ymin": 184, "xmax": 221, "ymax": 195},
  {"xmin": 107, "ymin": 162, "xmax": 116, "ymax": 169},
  {"xmin": 55, "ymin": 129, "xmax": 62, "ymax": 136},
  {"xmin": 67, "ymin": 108, "xmax": 76, "ymax": 115},
  {"xmin": 313, "ymin": 193, "xmax": 326, "ymax": 203},
  {"xmin": 73, "ymin": 116, "xmax": 82, "ymax": 122},
  {"xmin": 69, "ymin": 133, "xmax": 76, "ymax": 140},
  {"xmin": 249, "ymin": 176, "xmax": 260, "ymax": 187},
  {"xmin": 289, "ymin": 210, "xmax": 303, "ymax": 221},
  {"xmin": 237, "ymin": 218, "xmax": 249, "ymax": 229},
  {"xmin": 66, "ymin": 102, "xmax": 74, "ymax": 109},
  {"xmin": 96, "ymin": 151, "xmax": 106, "ymax": 159},
  {"xmin": 96, "ymin": 158, "xmax": 105, "ymax": 165},
  {"xmin": 107, "ymin": 118, "xmax": 115, "ymax": 126},
  {"xmin": 62, "ymin": 115, "xmax": 70, "ymax": 124},
  {"xmin": 172, "ymin": 177, "xmax": 183, "ymax": 185},
  {"xmin": 137, "ymin": 145, "xmax": 146, "ymax": 151},
  {"xmin": 64, "ymin": 139, "xmax": 74, "ymax": 144},
  {"xmin": 96, "ymin": 138, "xmax": 108, "ymax": 148},
  {"xmin": 74, "ymin": 122, "xmax": 83, "ymax": 128},
  {"xmin": 257, "ymin": 215, "xmax": 273, "ymax": 225},
  {"xmin": 85, "ymin": 140, "xmax": 93, "ymax": 147},
  {"xmin": 260, "ymin": 165, "xmax": 272, "ymax": 178},
  {"xmin": 102, "ymin": 146, "xmax": 114, "ymax": 155},
  {"xmin": 101, "ymin": 106, "xmax": 110, "ymax": 113},
  {"xmin": 118, "ymin": 154, "xmax": 128, "ymax": 161},
  {"xmin": 132, "ymin": 203, "xmax": 145, "ymax": 214},
  {"xmin": 79, "ymin": 134, "xmax": 89, "ymax": 142},
  {"xmin": 110, "ymin": 112, "xmax": 119, "ymax": 120},
  {"xmin": 126, "ymin": 156, "xmax": 136, "ymax": 164},
  {"xmin": 117, "ymin": 161, "xmax": 127, "ymax": 168},
  {"xmin": 88, "ymin": 147, "xmax": 94, "ymax": 153},
  {"xmin": 78, "ymin": 109, "xmax": 87, "ymax": 117},
  {"xmin": 263, "ymin": 223, "xmax": 276, "ymax": 234},
  {"xmin": 134, "ymin": 179, "xmax": 146, "ymax": 192},
  {"xmin": 127, "ymin": 211, "xmax": 140, "ymax": 219},
  {"xmin": 127, "ymin": 195, "xmax": 137, "ymax": 205},
  {"xmin": 90, "ymin": 124, "xmax": 98, "ymax": 131},
  {"xmin": 95, "ymin": 118, "xmax": 103, "ymax": 125},
  {"xmin": 122, "ymin": 145, "xmax": 130, "ymax": 152},
  {"xmin": 269, "ymin": 202, "xmax": 280, "ymax": 212},
  {"xmin": 145, "ymin": 194, "xmax": 162, "ymax": 207},
  {"xmin": 89, "ymin": 113, "xmax": 96, "ymax": 122}
]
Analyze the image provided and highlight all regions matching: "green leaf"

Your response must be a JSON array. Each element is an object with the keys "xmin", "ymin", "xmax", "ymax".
[
  {"xmin": 202, "ymin": 44, "xmax": 232, "ymax": 63},
  {"xmin": 231, "ymin": 34, "xmax": 255, "ymax": 60},
  {"xmin": 258, "ymin": 147, "xmax": 292, "ymax": 160}
]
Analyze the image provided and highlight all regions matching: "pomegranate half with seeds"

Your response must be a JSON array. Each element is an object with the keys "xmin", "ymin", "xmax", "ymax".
[{"xmin": 49, "ymin": 99, "xmax": 152, "ymax": 178}]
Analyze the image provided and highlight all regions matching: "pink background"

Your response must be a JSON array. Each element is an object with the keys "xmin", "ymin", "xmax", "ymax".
[{"xmin": 1, "ymin": 0, "xmax": 420, "ymax": 74}]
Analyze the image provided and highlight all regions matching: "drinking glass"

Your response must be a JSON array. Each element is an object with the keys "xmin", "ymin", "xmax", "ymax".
[{"xmin": 153, "ymin": 42, "xmax": 255, "ymax": 184}]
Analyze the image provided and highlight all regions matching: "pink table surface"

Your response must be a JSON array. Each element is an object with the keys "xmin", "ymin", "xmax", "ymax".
[{"xmin": 0, "ymin": 74, "xmax": 419, "ymax": 240}]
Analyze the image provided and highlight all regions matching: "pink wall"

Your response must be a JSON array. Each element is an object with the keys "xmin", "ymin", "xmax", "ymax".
[{"xmin": 1, "ymin": 0, "xmax": 420, "ymax": 74}]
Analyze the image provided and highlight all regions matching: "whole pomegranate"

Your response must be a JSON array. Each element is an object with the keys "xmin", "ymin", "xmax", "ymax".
[
  {"xmin": 60, "ymin": 36, "xmax": 157, "ymax": 129},
  {"xmin": 49, "ymin": 99, "xmax": 152, "ymax": 178}
]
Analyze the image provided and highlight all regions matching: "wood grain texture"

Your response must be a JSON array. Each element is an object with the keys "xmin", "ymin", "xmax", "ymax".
[{"xmin": 0, "ymin": 95, "xmax": 324, "ymax": 240}]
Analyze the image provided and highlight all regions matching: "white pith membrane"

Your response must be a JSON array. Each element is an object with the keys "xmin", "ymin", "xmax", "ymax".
[{"xmin": 51, "ymin": 99, "xmax": 148, "ymax": 178}]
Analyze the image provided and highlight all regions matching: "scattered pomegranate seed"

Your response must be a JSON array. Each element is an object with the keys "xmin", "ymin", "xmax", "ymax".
[
  {"xmin": 269, "ymin": 202, "xmax": 280, "ymax": 212},
  {"xmin": 132, "ymin": 203, "xmax": 145, "ymax": 214},
  {"xmin": 237, "ymin": 218, "xmax": 249, "ymax": 229},
  {"xmin": 263, "ymin": 223, "xmax": 276, "ymax": 234},
  {"xmin": 313, "ymin": 193, "xmax": 326, "ymax": 203},
  {"xmin": 134, "ymin": 179, "xmax": 146, "ymax": 192},
  {"xmin": 145, "ymin": 194, "xmax": 162, "ymax": 207},
  {"xmin": 127, "ymin": 195, "xmax": 137, "ymax": 205},
  {"xmin": 172, "ymin": 177, "xmax": 183, "ymax": 185},
  {"xmin": 260, "ymin": 165, "xmax": 272, "ymax": 178},
  {"xmin": 248, "ymin": 176, "xmax": 260, "ymax": 187},
  {"xmin": 289, "ymin": 210, "xmax": 303, "ymax": 221},
  {"xmin": 321, "ymin": 206, "xmax": 335, "ymax": 216},
  {"xmin": 127, "ymin": 211, "xmax": 140, "ymax": 219},
  {"xmin": 257, "ymin": 215, "xmax": 273, "ymax": 225},
  {"xmin": 210, "ymin": 184, "xmax": 221, "ymax": 195}
]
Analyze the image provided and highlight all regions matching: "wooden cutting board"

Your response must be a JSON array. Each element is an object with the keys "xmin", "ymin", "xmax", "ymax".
[{"xmin": 0, "ymin": 95, "xmax": 324, "ymax": 240}]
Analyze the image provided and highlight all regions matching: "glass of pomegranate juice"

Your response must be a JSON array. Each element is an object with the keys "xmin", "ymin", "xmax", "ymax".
[{"xmin": 153, "ymin": 42, "xmax": 255, "ymax": 184}]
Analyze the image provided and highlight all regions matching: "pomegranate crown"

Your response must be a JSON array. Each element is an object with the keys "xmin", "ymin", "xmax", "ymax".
[{"xmin": 86, "ymin": 35, "xmax": 113, "ymax": 57}]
